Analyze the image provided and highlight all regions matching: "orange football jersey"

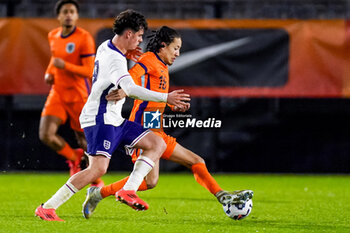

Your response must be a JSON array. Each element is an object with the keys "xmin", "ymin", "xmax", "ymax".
[
  {"xmin": 129, "ymin": 52, "xmax": 170, "ymax": 127},
  {"xmin": 46, "ymin": 26, "xmax": 95, "ymax": 102}
]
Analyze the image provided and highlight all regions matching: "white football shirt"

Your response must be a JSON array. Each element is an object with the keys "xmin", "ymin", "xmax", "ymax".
[{"xmin": 80, "ymin": 39, "xmax": 167, "ymax": 128}]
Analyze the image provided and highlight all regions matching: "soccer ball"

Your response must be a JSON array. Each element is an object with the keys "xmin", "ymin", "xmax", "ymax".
[{"xmin": 222, "ymin": 199, "xmax": 253, "ymax": 220}]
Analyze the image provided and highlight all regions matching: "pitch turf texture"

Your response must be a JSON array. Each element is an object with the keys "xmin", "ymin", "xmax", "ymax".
[{"xmin": 1, "ymin": 173, "xmax": 349, "ymax": 233}]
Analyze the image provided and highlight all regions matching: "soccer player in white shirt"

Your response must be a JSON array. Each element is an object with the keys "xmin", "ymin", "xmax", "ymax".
[{"xmin": 35, "ymin": 9, "xmax": 190, "ymax": 221}]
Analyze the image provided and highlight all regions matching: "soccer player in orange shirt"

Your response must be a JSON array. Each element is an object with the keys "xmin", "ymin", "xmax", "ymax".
[
  {"xmin": 82, "ymin": 26, "xmax": 253, "ymax": 219},
  {"xmin": 39, "ymin": 0, "xmax": 102, "ymax": 186}
]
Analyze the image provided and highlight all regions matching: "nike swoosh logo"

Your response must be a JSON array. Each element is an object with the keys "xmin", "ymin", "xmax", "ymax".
[{"xmin": 169, "ymin": 37, "xmax": 251, "ymax": 74}]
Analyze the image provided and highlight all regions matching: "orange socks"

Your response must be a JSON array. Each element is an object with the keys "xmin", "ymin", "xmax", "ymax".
[
  {"xmin": 57, "ymin": 143, "xmax": 77, "ymax": 161},
  {"xmin": 100, "ymin": 163, "xmax": 221, "ymax": 198},
  {"xmin": 191, "ymin": 163, "xmax": 222, "ymax": 195},
  {"xmin": 100, "ymin": 176, "xmax": 148, "ymax": 198}
]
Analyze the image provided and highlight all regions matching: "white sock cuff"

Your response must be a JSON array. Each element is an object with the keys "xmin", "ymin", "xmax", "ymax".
[
  {"xmin": 65, "ymin": 182, "xmax": 79, "ymax": 193},
  {"xmin": 136, "ymin": 155, "xmax": 155, "ymax": 168}
]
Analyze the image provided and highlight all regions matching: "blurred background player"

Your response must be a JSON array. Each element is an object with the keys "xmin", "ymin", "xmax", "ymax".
[
  {"xmin": 82, "ymin": 26, "xmax": 253, "ymax": 219},
  {"xmin": 38, "ymin": 0, "xmax": 103, "ymax": 186},
  {"xmin": 35, "ymin": 10, "xmax": 190, "ymax": 221}
]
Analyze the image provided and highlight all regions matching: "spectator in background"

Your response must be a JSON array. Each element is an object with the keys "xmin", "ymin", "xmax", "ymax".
[{"xmin": 38, "ymin": 0, "xmax": 103, "ymax": 186}]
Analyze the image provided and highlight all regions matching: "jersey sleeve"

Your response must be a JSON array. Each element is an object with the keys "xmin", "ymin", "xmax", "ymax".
[
  {"xmin": 64, "ymin": 32, "xmax": 96, "ymax": 78},
  {"xmin": 45, "ymin": 32, "xmax": 55, "ymax": 75},
  {"xmin": 108, "ymin": 57, "xmax": 130, "ymax": 86},
  {"xmin": 128, "ymin": 63, "xmax": 147, "ymax": 86},
  {"xmin": 64, "ymin": 56, "xmax": 95, "ymax": 78},
  {"xmin": 80, "ymin": 31, "xmax": 96, "ymax": 56},
  {"xmin": 45, "ymin": 57, "xmax": 55, "ymax": 75}
]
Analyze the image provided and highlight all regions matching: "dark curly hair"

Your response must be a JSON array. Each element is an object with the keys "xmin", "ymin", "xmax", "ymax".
[
  {"xmin": 146, "ymin": 26, "xmax": 181, "ymax": 53},
  {"xmin": 55, "ymin": 0, "xmax": 79, "ymax": 15},
  {"xmin": 113, "ymin": 9, "xmax": 148, "ymax": 35}
]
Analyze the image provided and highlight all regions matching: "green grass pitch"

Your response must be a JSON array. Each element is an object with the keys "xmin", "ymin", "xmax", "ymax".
[{"xmin": 1, "ymin": 172, "xmax": 349, "ymax": 233}]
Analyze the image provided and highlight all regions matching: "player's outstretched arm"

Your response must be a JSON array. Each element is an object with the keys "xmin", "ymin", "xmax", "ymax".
[
  {"xmin": 118, "ymin": 76, "xmax": 190, "ymax": 107},
  {"xmin": 106, "ymin": 88, "xmax": 191, "ymax": 110}
]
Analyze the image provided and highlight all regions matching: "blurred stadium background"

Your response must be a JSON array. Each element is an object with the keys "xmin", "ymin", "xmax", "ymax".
[{"xmin": 1, "ymin": 0, "xmax": 350, "ymax": 173}]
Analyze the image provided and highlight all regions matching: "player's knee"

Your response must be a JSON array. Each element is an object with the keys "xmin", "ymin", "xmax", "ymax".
[
  {"xmin": 94, "ymin": 166, "xmax": 107, "ymax": 177},
  {"xmin": 151, "ymin": 135, "xmax": 166, "ymax": 155},
  {"xmin": 39, "ymin": 131, "xmax": 53, "ymax": 145},
  {"xmin": 145, "ymin": 134, "xmax": 166, "ymax": 155},
  {"xmin": 88, "ymin": 163, "xmax": 107, "ymax": 177}
]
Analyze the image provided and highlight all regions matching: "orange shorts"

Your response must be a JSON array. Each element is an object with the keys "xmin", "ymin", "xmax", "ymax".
[
  {"xmin": 131, "ymin": 131, "xmax": 177, "ymax": 163},
  {"xmin": 41, "ymin": 89, "xmax": 85, "ymax": 132}
]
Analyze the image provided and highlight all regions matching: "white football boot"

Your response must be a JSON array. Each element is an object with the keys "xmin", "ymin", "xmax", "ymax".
[
  {"xmin": 216, "ymin": 190, "xmax": 253, "ymax": 205},
  {"xmin": 82, "ymin": 186, "xmax": 103, "ymax": 219}
]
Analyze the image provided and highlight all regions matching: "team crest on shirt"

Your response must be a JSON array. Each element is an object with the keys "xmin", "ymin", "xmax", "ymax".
[
  {"xmin": 66, "ymin": 42, "xmax": 75, "ymax": 53},
  {"xmin": 103, "ymin": 140, "xmax": 111, "ymax": 150}
]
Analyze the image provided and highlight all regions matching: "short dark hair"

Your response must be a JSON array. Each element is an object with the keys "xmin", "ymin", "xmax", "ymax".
[
  {"xmin": 55, "ymin": 0, "xmax": 79, "ymax": 15},
  {"xmin": 146, "ymin": 26, "xmax": 181, "ymax": 53},
  {"xmin": 112, "ymin": 9, "xmax": 148, "ymax": 35}
]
